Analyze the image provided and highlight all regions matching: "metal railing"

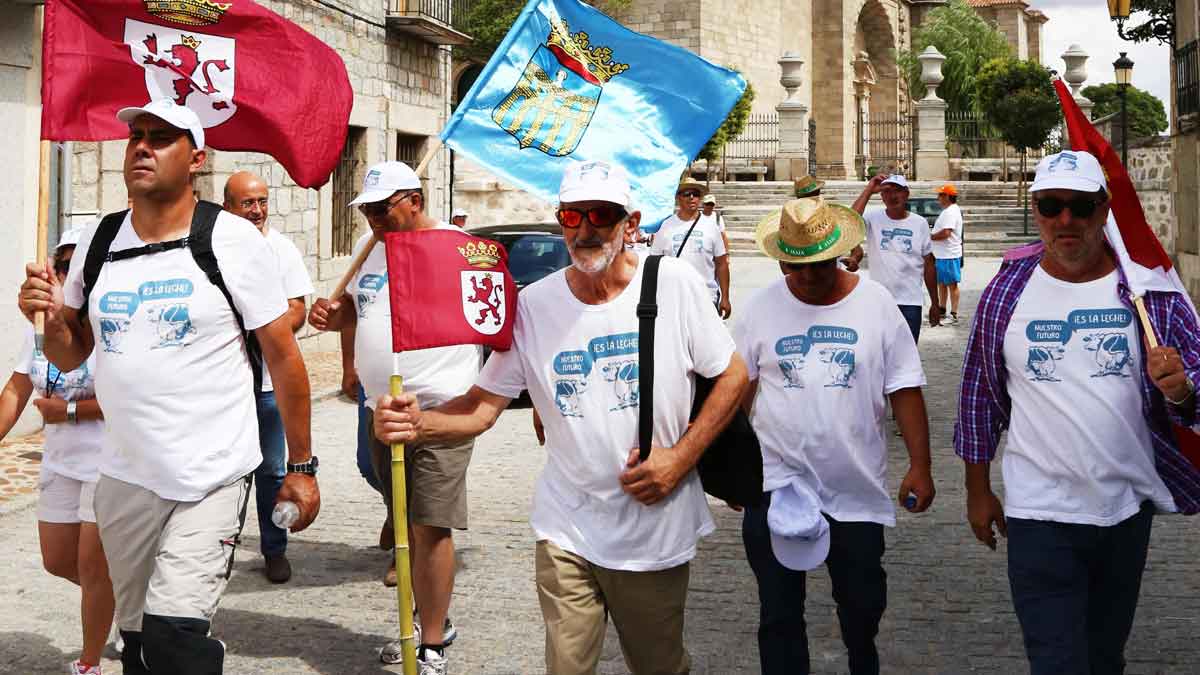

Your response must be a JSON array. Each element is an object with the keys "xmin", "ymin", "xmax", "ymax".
[
  {"xmin": 858, "ymin": 112, "xmax": 915, "ymax": 178},
  {"xmin": 947, "ymin": 110, "xmax": 1060, "ymax": 163},
  {"xmin": 1177, "ymin": 39, "xmax": 1199, "ymax": 118},
  {"xmin": 722, "ymin": 113, "xmax": 779, "ymax": 161},
  {"xmin": 387, "ymin": 0, "xmax": 475, "ymax": 31}
]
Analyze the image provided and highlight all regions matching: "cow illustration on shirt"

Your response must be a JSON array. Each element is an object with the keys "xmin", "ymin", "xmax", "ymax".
[
  {"xmin": 779, "ymin": 358, "xmax": 805, "ymax": 388},
  {"xmin": 554, "ymin": 378, "xmax": 587, "ymax": 417},
  {"xmin": 1025, "ymin": 345, "xmax": 1065, "ymax": 382},
  {"xmin": 146, "ymin": 303, "xmax": 197, "ymax": 348},
  {"xmin": 1082, "ymin": 332, "xmax": 1132, "ymax": 378},
  {"xmin": 819, "ymin": 348, "xmax": 856, "ymax": 388},
  {"xmin": 356, "ymin": 273, "xmax": 388, "ymax": 318},
  {"xmin": 600, "ymin": 359, "xmax": 640, "ymax": 410},
  {"xmin": 99, "ymin": 318, "xmax": 132, "ymax": 354}
]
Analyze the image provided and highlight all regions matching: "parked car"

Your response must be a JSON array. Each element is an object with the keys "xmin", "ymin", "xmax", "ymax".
[{"xmin": 906, "ymin": 197, "xmax": 944, "ymax": 228}]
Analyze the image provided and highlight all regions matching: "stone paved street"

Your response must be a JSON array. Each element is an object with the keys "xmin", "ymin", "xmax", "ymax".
[{"xmin": 3, "ymin": 257, "xmax": 1200, "ymax": 674}]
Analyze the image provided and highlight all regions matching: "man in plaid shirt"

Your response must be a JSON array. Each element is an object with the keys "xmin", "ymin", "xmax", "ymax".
[{"xmin": 955, "ymin": 150, "xmax": 1199, "ymax": 674}]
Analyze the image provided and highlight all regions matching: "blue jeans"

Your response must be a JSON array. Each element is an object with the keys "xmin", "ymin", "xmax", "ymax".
[
  {"xmin": 357, "ymin": 384, "xmax": 382, "ymax": 493},
  {"xmin": 743, "ymin": 494, "xmax": 887, "ymax": 675},
  {"xmin": 254, "ymin": 390, "xmax": 287, "ymax": 557},
  {"xmin": 1007, "ymin": 502, "xmax": 1154, "ymax": 675},
  {"xmin": 898, "ymin": 304, "xmax": 922, "ymax": 344}
]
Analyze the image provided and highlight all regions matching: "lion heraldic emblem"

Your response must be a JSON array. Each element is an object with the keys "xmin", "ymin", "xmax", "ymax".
[
  {"xmin": 458, "ymin": 239, "xmax": 508, "ymax": 336},
  {"xmin": 492, "ymin": 19, "xmax": 629, "ymax": 157}
]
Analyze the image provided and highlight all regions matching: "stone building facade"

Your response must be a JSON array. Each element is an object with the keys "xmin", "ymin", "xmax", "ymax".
[{"xmin": 1173, "ymin": 0, "xmax": 1200, "ymax": 304}]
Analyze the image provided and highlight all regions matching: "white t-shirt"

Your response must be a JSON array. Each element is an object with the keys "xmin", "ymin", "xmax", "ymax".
[
  {"xmin": 476, "ymin": 255, "xmax": 734, "ymax": 571},
  {"xmin": 699, "ymin": 211, "xmax": 726, "ymax": 233},
  {"xmin": 930, "ymin": 204, "xmax": 963, "ymax": 260},
  {"xmin": 735, "ymin": 277, "xmax": 925, "ymax": 527},
  {"xmin": 63, "ymin": 211, "xmax": 287, "ymax": 501},
  {"xmin": 650, "ymin": 214, "xmax": 727, "ymax": 303},
  {"xmin": 1002, "ymin": 267, "xmax": 1176, "ymax": 525},
  {"xmin": 14, "ymin": 325, "xmax": 103, "ymax": 482},
  {"xmin": 258, "ymin": 227, "xmax": 314, "ymax": 392},
  {"xmin": 348, "ymin": 230, "xmax": 481, "ymax": 410},
  {"xmin": 862, "ymin": 208, "xmax": 932, "ymax": 306}
]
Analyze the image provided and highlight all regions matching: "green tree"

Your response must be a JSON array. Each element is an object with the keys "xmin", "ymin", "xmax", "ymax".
[
  {"xmin": 455, "ymin": 0, "xmax": 632, "ymax": 64},
  {"xmin": 1080, "ymin": 83, "xmax": 1168, "ymax": 139},
  {"xmin": 696, "ymin": 76, "xmax": 755, "ymax": 165},
  {"xmin": 895, "ymin": 0, "xmax": 1012, "ymax": 114}
]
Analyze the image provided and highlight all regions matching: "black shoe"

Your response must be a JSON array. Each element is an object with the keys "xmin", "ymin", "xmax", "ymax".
[{"xmin": 265, "ymin": 554, "xmax": 292, "ymax": 583}]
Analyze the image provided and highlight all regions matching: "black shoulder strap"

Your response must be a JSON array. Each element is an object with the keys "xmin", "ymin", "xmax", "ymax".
[
  {"xmin": 637, "ymin": 255, "xmax": 663, "ymax": 461},
  {"xmin": 187, "ymin": 201, "xmax": 264, "ymax": 392},
  {"xmin": 80, "ymin": 209, "xmax": 130, "ymax": 318},
  {"xmin": 675, "ymin": 214, "xmax": 702, "ymax": 258}
]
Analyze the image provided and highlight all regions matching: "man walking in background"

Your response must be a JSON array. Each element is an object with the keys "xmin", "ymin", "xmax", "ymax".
[
  {"xmin": 931, "ymin": 183, "xmax": 963, "ymax": 324},
  {"xmin": 651, "ymin": 178, "xmax": 732, "ymax": 318}
]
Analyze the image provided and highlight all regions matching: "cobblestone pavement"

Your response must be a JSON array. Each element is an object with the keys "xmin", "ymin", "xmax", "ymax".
[{"xmin": 3, "ymin": 259, "xmax": 1200, "ymax": 674}]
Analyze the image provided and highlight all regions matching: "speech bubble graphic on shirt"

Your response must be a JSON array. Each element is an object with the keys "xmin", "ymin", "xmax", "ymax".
[
  {"xmin": 1067, "ymin": 308, "xmax": 1132, "ymax": 332},
  {"xmin": 553, "ymin": 350, "xmax": 593, "ymax": 377},
  {"xmin": 359, "ymin": 274, "xmax": 387, "ymax": 292},
  {"xmin": 138, "ymin": 278, "xmax": 194, "ymax": 302},
  {"xmin": 775, "ymin": 334, "xmax": 812, "ymax": 356},
  {"xmin": 1026, "ymin": 320, "xmax": 1070, "ymax": 344},
  {"xmin": 99, "ymin": 292, "xmax": 141, "ymax": 317},
  {"xmin": 588, "ymin": 332, "xmax": 639, "ymax": 361},
  {"xmin": 807, "ymin": 325, "xmax": 859, "ymax": 346}
]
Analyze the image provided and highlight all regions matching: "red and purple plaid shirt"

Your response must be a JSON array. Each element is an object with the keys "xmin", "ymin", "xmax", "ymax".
[{"xmin": 954, "ymin": 243, "xmax": 1200, "ymax": 514}]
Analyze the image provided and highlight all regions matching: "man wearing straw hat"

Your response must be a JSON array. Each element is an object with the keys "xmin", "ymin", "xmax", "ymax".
[
  {"xmin": 307, "ymin": 160, "xmax": 477, "ymax": 671},
  {"xmin": 651, "ymin": 177, "xmax": 732, "ymax": 318},
  {"xmin": 956, "ymin": 150, "xmax": 1199, "ymax": 673},
  {"xmin": 374, "ymin": 159, "xmax": 748, "ymax": 674},
  {"xmin": 736, "ymin": 197, "xmax": 935, "ymax": 674}
]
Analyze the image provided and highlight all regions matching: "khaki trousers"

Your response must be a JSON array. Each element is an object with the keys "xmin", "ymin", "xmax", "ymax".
[{"xmin": 535, "ymin": 540, "xmax": 691, "ymax": 675}]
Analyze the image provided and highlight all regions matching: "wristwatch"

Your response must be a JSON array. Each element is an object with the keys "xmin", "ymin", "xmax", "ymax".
[
  {"xmin": 286, "ymin": 456, "xmax": 319, "ymax": 475},
  {"xmin": 66, "ymin": 401, "xmax": 77, "ymax": 424}
]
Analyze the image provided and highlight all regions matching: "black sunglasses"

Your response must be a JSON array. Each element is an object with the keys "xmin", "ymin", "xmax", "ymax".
[
  {"xmin": 358, "ymin": 192, "xmax": 416, "ymax": 217},
  {"xmin": 1034, "ymin": 196, "xmax": 1104, "ymax": 220},
  {"xmin": 556, "ymin": 205, "xmax": 627, "ymax": 229},
  {"xmin": 677, "ymin": 190, "xmax": 703, "ymax": 199}
]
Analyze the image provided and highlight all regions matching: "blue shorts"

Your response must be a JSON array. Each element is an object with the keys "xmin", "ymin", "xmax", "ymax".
[{"xmin": 935, "ymin": 257, "xmax": 962, "ymax": 285}]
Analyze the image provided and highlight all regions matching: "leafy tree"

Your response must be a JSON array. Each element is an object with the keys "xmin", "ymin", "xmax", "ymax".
[
  {"xmin": 1080, "ymin": 83, "xmax": 1168, "ymax": 139},
  {"xmin": 455, "ymin": 0, "xmax": 632, "ymax": 64},
  {"xmin": 895, "ymin": 0, "xmax": 1012, "ymax": 114},
  {"xmin": 697, "ymin": 76, "xmax": 755, "ymax": 165},
  {"xmin": 1120, "ymin": 0, "xmax": 1174, "ymax": 44}
]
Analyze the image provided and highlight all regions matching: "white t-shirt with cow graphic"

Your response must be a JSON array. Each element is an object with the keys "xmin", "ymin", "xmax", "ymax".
[
  {"xmin": 734, "ymin": 277, "xmax": 925, "ymax": 527},
  {"xmin": 348, "ymin": 230, "xmax": 481, "ymax": 411},
  {"xmin": 863, "ymin": 208, "xmax": 932, "ymax": 306},
  {"xmin": 476, "ymin": 255, "xmax": 735, "ymax": 571},
  {"xmin": 650, "ymin": 214, "xmax": 727, "ymax": 303},
  {"xmin": 62, "ymin": 211, "xmax": 287, "ymax": 502},
  {"xmin": 1002, "ymin": 266, "xmax": 1176, "ymax": 525}
]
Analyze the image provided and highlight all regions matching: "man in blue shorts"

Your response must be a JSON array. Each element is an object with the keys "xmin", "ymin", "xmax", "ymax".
[{"xmin": 931, "ymin": 183, "xmax": 963, "ymax": 324}]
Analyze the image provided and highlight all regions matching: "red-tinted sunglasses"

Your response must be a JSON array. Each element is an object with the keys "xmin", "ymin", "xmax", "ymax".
[{"xmin": 555, "ymin": 205, "xmax": 627, "ymax": 229}]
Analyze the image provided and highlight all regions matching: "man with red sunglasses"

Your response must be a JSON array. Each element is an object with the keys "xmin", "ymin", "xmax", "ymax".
[
  {"xmin": 956, "ymin": 150, "xmax": 1200, "ymax": 673},
  {"xmin": 373, "ymin": 159, "xmax": 748, "ymax": 674}
]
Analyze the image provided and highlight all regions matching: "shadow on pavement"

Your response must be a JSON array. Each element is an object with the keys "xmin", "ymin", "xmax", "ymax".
[
  {"xmin": 0, "ymin": 631, "xmax": 96, "ymax": 675},
  {"xmin": 214, "ymin": 608, "xmax": 400, "ymax": 675},
  {"xmin": 224, "ymin": 537, "xmax": 391, "ymax": 595}
]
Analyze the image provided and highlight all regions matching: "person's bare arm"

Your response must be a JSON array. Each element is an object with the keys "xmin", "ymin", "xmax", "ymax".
[
  {"xmin": 256, "ymin": 314, "xmax": 319, "ymax": 532},
  {"xmin": 851, "ymin": 173, "xmax": 887, "ymax": 215},
  {"xmin": 0, "ymin": 373, "xmax": 34, "ymax": 441},
  {"xmin": 339, "ymin": 322, "xmax": 359, "ymax": 400},
  {"xmin": 374, "ymin": 385, "xmax": 513, "ymax": 446},
  {"xmin": 715, "ymin": 255, "xmax": 732, "ymax": 319},
  {"xmin": 965, "ymin": 461, "xmax": 1006, "ymax": 550},
  {"xmin": 18, "ymin": 263, "xmax": 95, "ymax": 372},
  {"xmin": 619, "ymin": 353, "xmax": 749, "ymax": 505},
  {"xmin": 889, "ymin": 387, "xmax": 934, "ymax": 512},
  {"xmin": 307, "ymin": 292, "xmax": 355, "ymax": 333},
  {"xmin": 924, "ymin": 254, "xmax": 942, "ymax": 325},
  {"xmin": 931, "ymin": 228, "xmax": 953, "ymax": 241},
  {"xmin": 286, "ymin": 297, "xmax": 307, "ymax": 333},
  {"xmin": 32, "ymin": 397, "xmax": 103, "ymax": 424}
]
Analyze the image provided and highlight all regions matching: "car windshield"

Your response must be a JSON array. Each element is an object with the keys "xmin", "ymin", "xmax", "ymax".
[{"xmin": 505, "ymin": 235, "xmax": 570, "ymax": 285}]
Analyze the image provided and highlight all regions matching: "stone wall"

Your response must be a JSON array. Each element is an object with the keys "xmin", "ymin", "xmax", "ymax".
[
  {"xmin": 1173, "ymin": 0, "xmax": 1200, "ymax": 306},
  {"xmin": 1127, "ymin": 136, "xmax": 1174, "ymax": 248}
]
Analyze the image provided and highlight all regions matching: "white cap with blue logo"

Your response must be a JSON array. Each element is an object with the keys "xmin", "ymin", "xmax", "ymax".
[
  {"xmin": 1030, "ymin": 150, "xmax": 1108, "ymax": 194},
  {"xmin": 349, "ymin": 161, "xmax": 423, "ymax": 206}
]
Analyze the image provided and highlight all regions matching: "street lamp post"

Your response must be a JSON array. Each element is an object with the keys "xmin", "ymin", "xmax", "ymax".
[
  {"xmin": 1106, "ymin": 0, "xmax": 1173, "ymax": 45},
  {"xmin": 1113, "ymin": 51, "xmax": 1133, "ymax": 167}
]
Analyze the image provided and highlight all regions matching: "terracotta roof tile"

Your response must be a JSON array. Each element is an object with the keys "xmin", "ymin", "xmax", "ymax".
[{"xmin": 966, "ymin": 0, "xmax": 1029, "ymax": 7}]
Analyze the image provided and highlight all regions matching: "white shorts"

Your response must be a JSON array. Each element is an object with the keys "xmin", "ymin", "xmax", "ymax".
[{"xmin": 37, "ymin": 467, "xmax": 97, "ymax": 523}]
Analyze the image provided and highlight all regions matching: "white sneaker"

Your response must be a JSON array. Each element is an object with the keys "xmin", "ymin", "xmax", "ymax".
[
  {"xmin": 67, "ymin": 661, "xmax": 101, "ymax": 675},
  {"xmin": 378, "ymin": 624, "xmax": 421, "ymax": 665},
  {"xmin": 418, "ymin": 649, "xmax": 448, "ymax": 675}
]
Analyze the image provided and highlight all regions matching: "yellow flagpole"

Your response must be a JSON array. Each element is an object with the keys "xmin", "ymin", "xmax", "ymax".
[{"xmin": 390, "ymin": 371, "xmax": 418, "ymax": 675}]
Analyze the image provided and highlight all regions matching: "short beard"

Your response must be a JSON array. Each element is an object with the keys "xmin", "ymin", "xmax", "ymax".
[{"xmin": 568, "ymin": 234, "xmax": 622, "ymax": 274}]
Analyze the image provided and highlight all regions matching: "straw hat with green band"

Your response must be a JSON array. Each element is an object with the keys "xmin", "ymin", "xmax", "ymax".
[
  {"xmin": 793, "ymin": 175, "xmax": 825, "ymax": 197},
  {"xmin": 755, "ymin": 198, "xmax": 866, "ymax": 264}
]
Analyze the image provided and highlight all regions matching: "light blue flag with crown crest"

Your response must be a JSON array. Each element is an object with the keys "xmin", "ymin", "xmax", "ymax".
[{"xmin": 440, "ymin": 0, "xmax": 746, "ymax": 233}]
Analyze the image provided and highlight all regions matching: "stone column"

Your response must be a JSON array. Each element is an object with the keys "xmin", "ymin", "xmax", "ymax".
[
  {"xmin": 774, "ymin": 52, "xmax": 810, "ymax": 181},
  {"xmin": 913, "ymin": 46, "xmax": 949, "ymax": 181},
  {"xmin": 852, "ymin": 52, "xmax": 877, "ymax": 180},
  {"xmin": 1061, "ymin": 44, "xmax": 1094, "ymax": 147}
]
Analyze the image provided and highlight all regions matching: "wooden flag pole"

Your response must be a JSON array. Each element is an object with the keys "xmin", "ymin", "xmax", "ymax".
[
  {"xmin": 327, "ymin": 139, "xmax": 445, "ymax": 302},
  {"xmin": 389, "ymin": 368, "xmax": 418, "ymax": 675},
  {"xmin": 1133, "ymin": 295, "xmax": 1159, "ymax": 349},
  {"xmin": 34, "ymin": 140, "xmax": 52, "ymax": 350}
]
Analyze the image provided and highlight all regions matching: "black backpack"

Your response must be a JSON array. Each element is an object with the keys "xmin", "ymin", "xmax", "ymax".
[{"xmin": 79, "ymin": 200, "xmax": 264, "ymax": 391}]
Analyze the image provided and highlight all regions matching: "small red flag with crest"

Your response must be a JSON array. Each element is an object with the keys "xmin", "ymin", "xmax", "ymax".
[{"xmin": 384, "ymin": 229, "xmax": 517, "ymax": 353}]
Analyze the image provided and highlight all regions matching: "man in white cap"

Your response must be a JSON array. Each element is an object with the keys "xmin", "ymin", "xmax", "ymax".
[
  {"xmin": 957, "ymin": 150, "xmax": 1200, "ymax": 673},
  {"xmin": 18, "ymin": 98, "xmax": 318, "ymax": 674},
  {"xmin": 847, "ymin": 173, "xmax": 941, "ymax": 339},
  {"xmin": 736, "ymin": 197, "xmax": 934, "ymax": 674},
  {"xmin": 373, "ymin": 159, "xmax": 748, "ymax": 674},
  {"xmin": 700, "ymin": 193, "xmax": 731, "ymax": 255},
  {"xmin": 450, "ymin": 207, "xmax": 468, "ymax": 229},
  {"xmin": 307, "ymin": 160, "xmax": 478, "ymax": 673},
  {"xmin": 223, "ymin": 170, "xmax": 315, "ymax": 584},
  {"xmin": 651, "ymin": 177, "xmax": 733, "ymax": 318}
]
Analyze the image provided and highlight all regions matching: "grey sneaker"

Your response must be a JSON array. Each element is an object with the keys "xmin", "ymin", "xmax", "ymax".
[
  {"xmin": 379, "ymin": 624, "xmax": 421, "ymax": 665},
  {"xmin": 418, "ymin": 648, "xmax": 447, "ymax": 675}
]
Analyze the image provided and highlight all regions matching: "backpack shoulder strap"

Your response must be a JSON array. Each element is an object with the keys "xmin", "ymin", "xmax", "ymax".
[
  {"xmin": 80, "ymin": 210, "xmax": 130, "ymax": 318},
  {"xmin": 187, "ymin": 201, "xmax": 264, "ymax": 392},
  {"xmin": 637, "ymin": 255, "xmax": 663, "ymax": 461},
  {"xmin": 675, "ymin": 213, "xmax": 702, "ymax": 257}
]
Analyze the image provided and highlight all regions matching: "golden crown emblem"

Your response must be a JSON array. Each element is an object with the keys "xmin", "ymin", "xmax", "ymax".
[
  {"xmin": 179, "ymin": 35, "xmax": 202, "ymax": 50},
  {"xmin": 457, "ymin": 241, "xmax": 501, "ymax": 269},
  {"xmin": 547, "ymin": 20, "xmax": 629, "ymax": 84},
  {"xmin": 143, "ymin": 0, "xmax": 232, "ymax": 27}
]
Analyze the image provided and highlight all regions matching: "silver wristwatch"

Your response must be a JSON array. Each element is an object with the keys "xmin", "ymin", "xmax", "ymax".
[{"xmin": 66, "ymin": 401, "xmax": 78, "ymax": 424}]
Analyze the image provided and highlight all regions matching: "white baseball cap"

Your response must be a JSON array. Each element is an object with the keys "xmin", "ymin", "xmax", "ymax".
[
  {"xmin": 1030, "ymin": 150, "xmax": 1108, "ymax": 194},
  {"xmin": 56, "ymin": 227, "xmax": 84, "ymax": 251},
  {"xmin": 349, "ymin": 161, "xmax": 423, "ymax": 206},
  {"xmin": 881, "ymin": 174, "xmax": 909, "ymax": 190},
  {"xmin": 451, "ymin": 207, "xmax": 468, "ymax": 218},
  {"xmin": 767, "ymin": 476, "xmax": 830, "ymax": 571},
  {"xmin": 117, "ymin": 99, "xmax": 205, "ymax": 150},
  {"xmin": 558, "ymin": 160, "xmax": 631, "ymax": 208}
]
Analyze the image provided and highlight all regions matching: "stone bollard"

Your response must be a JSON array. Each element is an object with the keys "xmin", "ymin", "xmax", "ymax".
[
  {"xmin": 1061, "ymin": 44, "xmax": 1095, "ymax": 147},
  {"xmin": 774, "ymin": 52, "xmax": 810, "ymax": 181},
  {"xmin": 914, "ymin": 46, "xmax": 949, "ymax": 181}
]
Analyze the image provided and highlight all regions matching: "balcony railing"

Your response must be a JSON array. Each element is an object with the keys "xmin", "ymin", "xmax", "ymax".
[
  {"xmin": 386, "ymin": 0, "xmax": 474, "ymax": 45},
  {"xmin": 1177, "ymin": 39, "xmax": 1199, "ymax": 120}
]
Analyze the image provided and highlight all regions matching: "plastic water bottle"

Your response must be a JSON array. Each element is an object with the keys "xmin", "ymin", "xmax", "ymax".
[
  {"xmin": 272, "ymin": 501, "xmax": 299, "ymax": 529},
  {"xmin": 903, "ymin": 493, "xmax": 918, "ymax": 510}
]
